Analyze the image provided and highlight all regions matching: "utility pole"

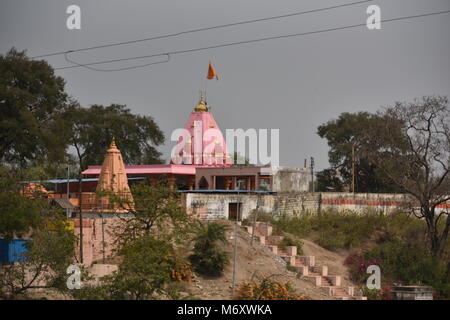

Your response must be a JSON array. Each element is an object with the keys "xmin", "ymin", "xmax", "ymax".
[
  {"xmin": 352, "ymin": 144, "xmax": 356, "ymax": 194},
  {"xmin": 231, "ymin": 190, "xmax": 240, "ymax": 297},
  {"xmin": 310, "ymin": 157, "xmax": 315, "ymax": 193},
  {"xmin": 250, "ymin": 194, "xmax": 260, "ymax": 247},
  {"xmin": 78, "ymin": 171, "xmax": 84, "ymax": 264},
  {"xmin": 66, "ymin": 164, "xmax": 70, "ymax": 218}
]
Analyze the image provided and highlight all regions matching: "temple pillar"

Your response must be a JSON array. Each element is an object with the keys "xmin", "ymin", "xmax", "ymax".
[
  {"xmin": 187, "ymin": 176, "xmax": 195, "ymax": 190},
  {"xmin": 224, "ymin": 177, "xmax": 232, "ymax": 190},
  {"xmin": 167, "ymin": 174, "xmax": 176, "ymax": 190}
]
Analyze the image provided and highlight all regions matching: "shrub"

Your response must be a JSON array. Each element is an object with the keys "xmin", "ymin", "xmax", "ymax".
[
  {"xmin": 170, "ymin": 261, "xmax": 192, "ymax": 282},
  {"xmin": 272, "ymin": 212, "xmax": 314, "ymax": 238},
  {"xmin": 238, "ymin": 274, "xmax": 309, "ymax": 300},
  {"xmin": 365, "ymin": 241, "xmax": 450, "ymax": 298},
  {"xmin": 278, "ymin": 237, "xmax": 304, "ymax": 255},
  {"xmin": 243, "ymin": 210, "xmax": 273, "ymax": 225},
  {"xmin": 344, "ymin": 254, "xmax": 383, "ymax": 284},
  {"xmin": 272, "ymin": 209, "xmax": 427, "ymax": 251},
  {"xmin": 189, "ymin": 222, "xmax": 229, "ymax": 277},
  {"xmin": 345, "ymin": 241, "xmax": 450, "ymax": 299},
  {"xmin": 361, "ymin": 287, "xmax": 392, "ymax": 300}
]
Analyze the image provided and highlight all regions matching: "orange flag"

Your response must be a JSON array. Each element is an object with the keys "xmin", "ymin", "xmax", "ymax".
[{"xmin": 207, "ymin": 62, "xmax": 219, "ymax": 80}]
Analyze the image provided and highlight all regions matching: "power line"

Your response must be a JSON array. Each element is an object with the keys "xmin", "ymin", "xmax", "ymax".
[
  {"xmin": 32, "ymin": 0, "xmax": 374, "ymax": 59},
  {"xmin": 64, "ymin": 52, "xmax": 171, "ymax": 72},
  {"xmin": 56, "ymin": 9, "xmax": 450, "ymax": 72}
]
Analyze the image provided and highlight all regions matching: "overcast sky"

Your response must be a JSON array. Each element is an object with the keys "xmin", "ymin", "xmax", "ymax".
[{"xmin": 1, "ymin": 0, "xmax": 449, "ymax": 170}]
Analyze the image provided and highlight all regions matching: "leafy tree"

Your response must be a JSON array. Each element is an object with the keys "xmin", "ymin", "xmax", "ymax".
[
  {"xmin": 316, "ymin": 168, "xmax": 344, "ymax": 192},
  {"xmin": 63, "ymin": 103, "xmax": 164, "ymax": 171},
  {"xmin": 97, "ymin": 236, "xmax": 177, "ymax": 300},
  {"xmin": 189, "ymin": 221, "xmax": 229, "ymax": 277},
  {"xmin": 0, "ymin": 224, "xmax": 77, "ymax": 299},
  {"xmin": 317, "ymin": 112, "xmax": 401, "ymax": 193},
  {"xmin": 0, "ymin": 167, "xmax": 77, "ymax": 299},
  {"xmin": 0, "ymin": 48, "xmax": 68, "ymax": 167},
  {"xmin": 361, "ymin": 96, "xmax": 450, "ymax": 258},
  {"xmin": 75, "ymin": 184, "xmax": 193, "ymax": 300},
  {"xmin": 0, "ymin": 167, "xmax": 48, "ymax": 239},
  {"xmin": 108, "ymin": 183, "xmax": 192, "ymax": 250}
]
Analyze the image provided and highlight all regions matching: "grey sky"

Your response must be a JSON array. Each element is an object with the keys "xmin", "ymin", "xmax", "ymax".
[{"xmin": 1, "ymin": 0, "xmax": 449, "ymax": 170}]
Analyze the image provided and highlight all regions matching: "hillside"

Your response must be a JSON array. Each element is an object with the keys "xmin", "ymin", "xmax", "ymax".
[{"xmin": 180, "ymin": 220, "xmax": 360, "ymax": 300}]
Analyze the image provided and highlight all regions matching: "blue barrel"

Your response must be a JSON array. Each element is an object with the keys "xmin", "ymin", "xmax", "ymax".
[{"xmin": 0, "ymin": 238, "xmax": 30, "ymax": 263}]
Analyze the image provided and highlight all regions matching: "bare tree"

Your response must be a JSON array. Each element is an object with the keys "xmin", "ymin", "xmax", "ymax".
[{"xmin": 362, "ymin": 96, "xmax": 449, "ymax": 258}]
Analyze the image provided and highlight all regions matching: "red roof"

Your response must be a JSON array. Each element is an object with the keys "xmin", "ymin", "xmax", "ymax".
[{"xmin": 82, "ymin": 164, "xmax": 198, "ymax": 176}]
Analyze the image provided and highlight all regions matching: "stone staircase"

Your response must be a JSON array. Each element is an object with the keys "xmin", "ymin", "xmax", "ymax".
[{"xmin": 244, "ymin": 222, "xmax": 367, "ymax": 300}]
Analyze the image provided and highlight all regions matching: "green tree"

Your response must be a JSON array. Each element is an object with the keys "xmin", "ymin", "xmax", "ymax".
[
  {"xmin": 63, "ymin": 103, "xmax": 164, "ymax": 171},
  {"xmin": 0, "ymin": 48, "xmax": 69, "ymax": 167},
  {"xmin": 317, "ymin": 112, "xmax": 401, "ymax": 193},
  {"xmin": 189, "ymin": 221, "xmax": 229, "ymax": 277},
  {"xmin": 0, "ymin": 167, "xmax": 77, "ymax": 299},
  {"xmin": 108, "ymin": 183, "xmax": 192, "ymax": 250},
  {"xmin": 74, "ymin": 184, "xmax": 192, "ymax": 300},
  {"xmin": 361, "ymin": 96, "xmax": 450, "ymax": 258},
  {"xmin": 0, "ymin": 167, "xmax": 47, "ymax": 239},
  {"xmin": 0, "ymin": 223, "xmax": 77, "ymax": 299},
  {"xmin": 316, "ymin": 168, "xmax": 344, "ymax": 192}
]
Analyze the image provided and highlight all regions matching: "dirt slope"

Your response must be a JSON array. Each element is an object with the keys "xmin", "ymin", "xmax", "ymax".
[{"xmin": 181, "ymin": 221, "xmax": 357, "ymax": 300}]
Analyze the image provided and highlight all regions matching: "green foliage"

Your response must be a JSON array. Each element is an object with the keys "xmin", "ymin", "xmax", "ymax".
[
  {"xmin": 242, "ymin": 210, "xmax": 273, "ymax": 225},
  {"xmin": 317, "ymin": 111, "xmax": 401, "ymax": 193},
  {"xmin": 238, "ymin": 274, "xmax": 307, "ymax": 300},
  {"xmin": 0, "ymin": 48, "xmax": 69, "ymax": 166},
  {"xmin": 109, "ymin": 183, "xmax": 192, "ymax": 250},
  {"xmin": 271, "ymin": 212, "xmax": 313, "ymax": 238},
  {"xmin": 189, "ymin": 222, "xmax": 229, "ymax": 277},
  {"xmin": 272, "ymin": 209, "xmax": 431, "ymax": 251},
  {"xmin": 107, "ymin": 236, "xmax": 176, "ymax": 300},
  {"xmin": 63, "ymin": 103, "xmax": 164, "ymax": 170},
  {"xmin": 316, "ymin": 168, "xmax": 344, "ymax": 192},
  {"xmin": 0, "ymin": 167, "xmax": 48, "ymax": 239},
  {"xmin": 278, "ymin": 237, "xmax": 304, "ymax": 256},
  {"xmin": 0, "ymin": 215, "xmax": 76, "ymax": 298},
  {"xmin": 75, "ymin": 235, "xmax": 182, "ymax": 300},
  {"xmin": 361, "ymin": 287, "xmax": 384, "ymax": 300},
  {"xmin": 365, "ymin": 241, "xmax": 450, "ymax": 298}
]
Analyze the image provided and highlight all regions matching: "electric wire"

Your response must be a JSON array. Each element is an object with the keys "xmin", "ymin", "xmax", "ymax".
[
  {"xmin": 32, "ymin": 0, "xmax": 375, "ymax": 59},
  {"xmin": 57, "ymin": 9, "xmax": 450, "ymax": 72}
]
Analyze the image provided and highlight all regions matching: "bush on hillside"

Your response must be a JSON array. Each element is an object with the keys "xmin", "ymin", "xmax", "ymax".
[
  {"xmin": 242, "ymin": 210, "xmax": 273, "ymax": 225},
  {"xmin": 238, "ymin": 274, "xmax": 309, "ymax": 300},
  {"xmin": 189, "ymin": 221, "xmax": 229, "ymax": 277},
  {"xmin": 345, "ymin": 241, "xmax": 450, "ymax": 299},
  {"xmin": 278, "ymin": 237, "xmax": 304, "ymax": 255}
]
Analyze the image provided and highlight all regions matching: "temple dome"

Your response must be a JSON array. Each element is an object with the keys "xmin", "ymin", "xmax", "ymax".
[{"xmin": 194, "ymin": 95, "xmax": 208, "ymax": 112}]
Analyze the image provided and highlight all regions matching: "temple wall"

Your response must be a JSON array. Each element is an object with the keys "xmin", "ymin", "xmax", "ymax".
[
  {"xmin": 183, "ymin": 192, "xmax": 450, "ymax": 221},
  {"xmin": 271, "ymin": 167, "xmax": 311, "ymax": 193},
  {"xmin": 72, "ymin": 216, "xmax": 124, "ymax": 266}
]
